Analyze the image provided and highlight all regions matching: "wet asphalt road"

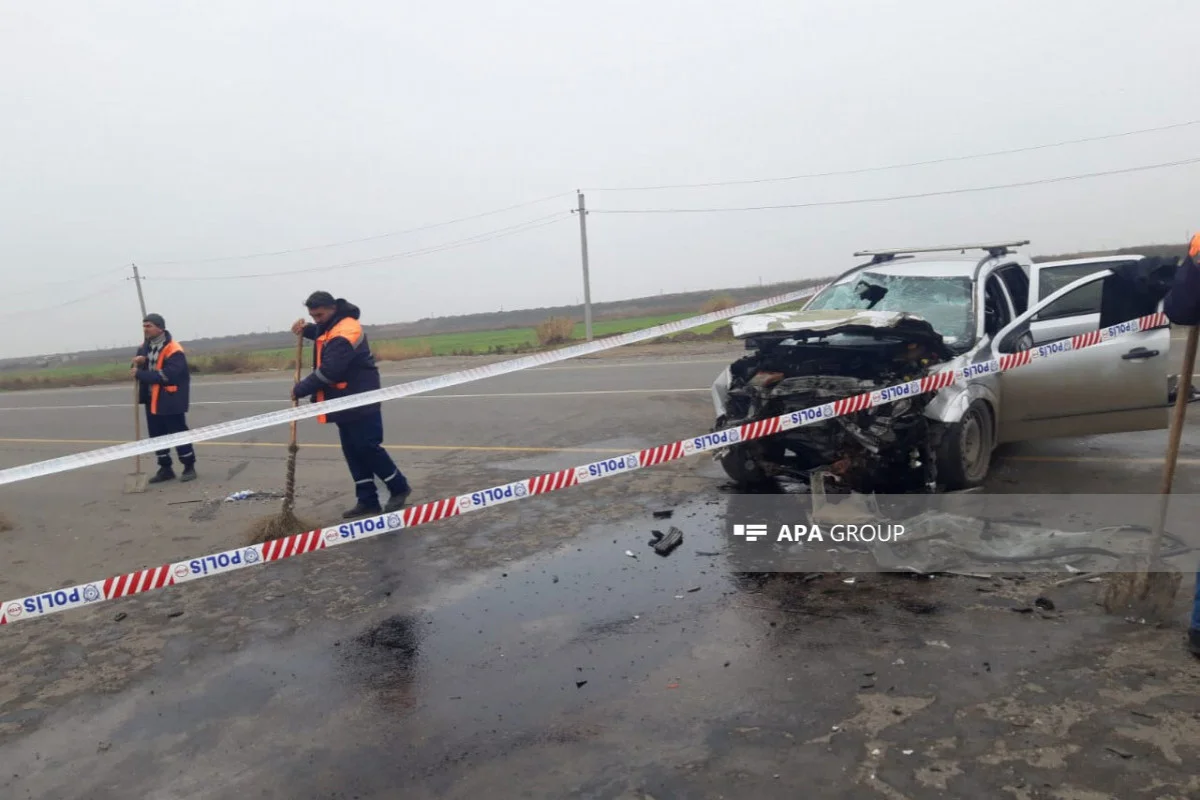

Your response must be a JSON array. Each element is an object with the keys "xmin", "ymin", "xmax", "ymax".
[{"xmin": 1, "ymin": 342, "xmax": 1199, "ymax": 798}]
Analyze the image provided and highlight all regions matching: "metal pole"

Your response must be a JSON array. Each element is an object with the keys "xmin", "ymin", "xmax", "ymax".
[
  {"xmin": 131, "ymin": 263, "xmax": 148, "ymax": 318},
  {"xmin": 576, "ymin": 191, "xmax": 593, "ymax": 341}
]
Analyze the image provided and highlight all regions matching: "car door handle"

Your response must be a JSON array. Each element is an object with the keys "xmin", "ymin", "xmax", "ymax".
[{"xmin": 1122, "ymin": 347, "xmax": 1159, "ymax": 360}]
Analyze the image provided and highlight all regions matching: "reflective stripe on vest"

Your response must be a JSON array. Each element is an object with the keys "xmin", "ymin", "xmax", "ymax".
[
  {"xmin": 314, "ymin": 317, "xmax": 364, "ymax": 423},
  {"xmin": 149, "ymin": 340, "xmax": 184, "ymax": 416}
]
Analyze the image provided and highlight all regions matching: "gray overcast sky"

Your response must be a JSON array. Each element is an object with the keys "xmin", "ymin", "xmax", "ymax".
[{"xmin": 2, "ymin": 1, "xmax": 1198, "ymax": 360}]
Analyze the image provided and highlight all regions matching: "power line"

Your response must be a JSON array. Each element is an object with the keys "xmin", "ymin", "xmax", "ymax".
[
  {"xmin": 138, "ymin": 191, "xmax": 574, "ymax": 266},
  {"xmin": 11, "ymin": 265, "xmax": 130, "ymax": 299},
  {"xmin": 584, "ymin": 118, "xmax": 1200, "ymax": 192},
  {"xmin": 148, "ymin": 212, "xmax": 573, "ymax": 282},
  {"xmin": 588, "ymin": 156, "xmax": 1200, "ymax": 214},
  {"xmin": 12, "ymin": 281, "xmax": 127, "ymax": 318}
]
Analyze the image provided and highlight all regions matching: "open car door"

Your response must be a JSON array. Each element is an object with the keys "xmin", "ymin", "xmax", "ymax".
[
  {"xmin": 1026, "ymin": 256, "xmax": 1145, "ymax": 345},
  {"xmin": 991, "ymin": 268, "xmax": 1171, "ymax": 444}
]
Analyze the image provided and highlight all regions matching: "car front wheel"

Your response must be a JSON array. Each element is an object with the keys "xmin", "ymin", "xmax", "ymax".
[
  {"xmin": 935, "ymin": 400, "xmax": 994, "ymax": 490},
  {"xmin": 718, "ymin": 443, "xmax": 773, "ymax": 487}
]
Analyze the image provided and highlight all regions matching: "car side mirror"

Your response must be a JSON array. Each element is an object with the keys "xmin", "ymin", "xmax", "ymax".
[{"xmin": 998, "ymin": 324, "xmax": 1032, "ymax": 354}]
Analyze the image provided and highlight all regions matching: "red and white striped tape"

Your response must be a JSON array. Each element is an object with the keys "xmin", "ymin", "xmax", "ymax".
[{"xmin": 0, "ymin": 311, "xmax": 1169, "ymax": 627}]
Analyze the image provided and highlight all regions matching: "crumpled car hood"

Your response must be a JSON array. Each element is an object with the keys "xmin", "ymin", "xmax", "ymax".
[{"xmin": 730, "ymin": 308, "xmax": 943, "ymax": 340}]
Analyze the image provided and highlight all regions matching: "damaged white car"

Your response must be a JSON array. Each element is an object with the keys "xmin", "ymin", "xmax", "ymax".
[{"xmin": 710, "ymin": 241, "xmax": 1176, "ymax": 494}]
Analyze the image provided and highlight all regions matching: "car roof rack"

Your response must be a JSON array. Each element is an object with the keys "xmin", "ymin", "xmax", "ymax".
[{"xmin": 853, "ymin": 240, "xmax": 1030, "ymax": 264}]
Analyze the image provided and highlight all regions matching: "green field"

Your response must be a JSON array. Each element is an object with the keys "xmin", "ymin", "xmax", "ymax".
[{"xmin": 243, "ymin": 312, "xmax": 707, "ymax": 361}]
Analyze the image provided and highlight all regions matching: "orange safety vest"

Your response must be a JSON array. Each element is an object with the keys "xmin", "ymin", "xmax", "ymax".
[
  {"xmin": 1190, "ymin": 232, "xmax": 1200, "ymax": 261},
  {"xmin": 314, "ymin": 317, "xmax": 364, "ymax": 423},
  {"xmin": 149, "ymin": 340, "xmax": 185, "ymax": 415}
]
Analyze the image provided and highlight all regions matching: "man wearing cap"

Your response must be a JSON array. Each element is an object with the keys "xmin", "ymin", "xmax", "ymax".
[
  {"xmin": 291, "ymin": 291, "xmax": 412, "ymax": 518},
  {"xmin": 132, "ymin": 313, "xmax": 197, "ymax": 483},
  {"xmin": 1162, "ymin": 232, "xmax": 1200, "ymax": 658}
]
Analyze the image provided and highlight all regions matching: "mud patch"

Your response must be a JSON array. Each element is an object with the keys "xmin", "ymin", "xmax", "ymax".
[
  {"xmin": 337, "ymin": 613, "xmax": 426, "ymax": 711},
  {"xmin": 188, "ymin": 499, "xmax": 222, "ymax": 522},
  {"xmin": 225, "ymin": 461, "xmax": 250, "ymax": 481}
]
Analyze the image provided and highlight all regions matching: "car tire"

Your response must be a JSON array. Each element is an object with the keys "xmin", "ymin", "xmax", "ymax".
[
  {"xmin": 936, "ymin": 400, "xmax": 994, "ymax": 490},
  {"xmin": 718, "ymin": 443, "xmax": 773, "ymax": 487}
]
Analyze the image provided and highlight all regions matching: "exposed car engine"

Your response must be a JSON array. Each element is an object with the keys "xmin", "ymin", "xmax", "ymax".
[{"xmin": 714, "ymin": 325, "xmax": 952, "ymax": 494}]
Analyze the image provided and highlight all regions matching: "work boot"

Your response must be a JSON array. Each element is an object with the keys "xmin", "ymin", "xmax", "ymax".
[
  {"xmin": 384, "ymin": 486, "xmax": 412, "ymax": 513},
  {"xmin": 342, "ymin": 501, "xmax": 383, "ymax": 520},
  {"xmin": 180, "ymin": 464, "xmax": 197, "ymax": 483},
  {"xmin": 1188, "ymin": 628, "xmax": 1200, "ymax": 658},
  {"xmin": 147, "ymin": 465, "xmax": 176, "ymax": 484}
]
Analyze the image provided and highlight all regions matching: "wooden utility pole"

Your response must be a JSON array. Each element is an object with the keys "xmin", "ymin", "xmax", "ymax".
[
  {"xmin": 576, "ymin": 191, "xmax": 593, "ymax": 341},
  {"xmin": 130, "ymin": 263, "xmax": 148, "ymax": 318}
]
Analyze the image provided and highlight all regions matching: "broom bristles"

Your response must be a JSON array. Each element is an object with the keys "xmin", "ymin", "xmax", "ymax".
[
  {"xmin": 1101, "ymin": 555, "xmax": 1181, "ymax": 619},
  {"xmin": 244, "ymin": 510, "xmax": 318, "ymax": 545}
]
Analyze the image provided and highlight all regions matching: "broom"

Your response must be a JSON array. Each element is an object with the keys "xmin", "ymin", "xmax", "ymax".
[
  {"xmin": 1102, "ymin": 323, "xmax": 1199, "ymax": 620},
  {"xmin": 245, "ymin": 334, "xmax": 318, "ymax": 545}
]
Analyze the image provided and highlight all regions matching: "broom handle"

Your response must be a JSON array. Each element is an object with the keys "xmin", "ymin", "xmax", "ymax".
[
  {"xmin": 133, "ymin": 377, "xmax": 141, "ymax": 473},
  {"xmin": 282, "ymin": 335, "xmax": 303, "ymax": 515},
  {"xmin": 1147, "ymin": 323, "xmax": 1199, "ymax": 563}
]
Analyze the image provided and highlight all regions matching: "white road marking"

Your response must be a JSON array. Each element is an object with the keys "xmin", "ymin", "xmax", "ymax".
[{"xmin": 0, "ymin": 387, "xmax": 713, "ymax": 412}]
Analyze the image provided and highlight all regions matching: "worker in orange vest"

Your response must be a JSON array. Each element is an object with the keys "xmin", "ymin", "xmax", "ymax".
[
  {"xmin": 131, "ymin": 313, "xmax": 197, "ymax": 483},
  {"xmin": 291, "ymin": 291, "xmax": 412, "ymax": 518}
]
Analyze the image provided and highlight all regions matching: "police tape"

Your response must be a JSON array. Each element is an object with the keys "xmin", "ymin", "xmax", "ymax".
[
  {"xmin": 0, "ymin": 283, "xmax": 830, "ymax": 488},
  {"xmin": 0, "ymin": 310, "xmax": 1169, "ymax": 627}
]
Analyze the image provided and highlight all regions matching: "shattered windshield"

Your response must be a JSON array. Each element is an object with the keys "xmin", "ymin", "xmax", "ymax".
[{"xmin": 804, "ymin": 271, "xmax": 974, "ymax": 347}]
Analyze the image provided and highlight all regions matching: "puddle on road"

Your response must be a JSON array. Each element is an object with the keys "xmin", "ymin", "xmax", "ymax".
[
  {"xmin": 335, "ymin": 493, "xmax": 745, "ymax": 731},
  {"xmin": 67, "ymin": 491, "xmax": 764, "ymax": 757}
]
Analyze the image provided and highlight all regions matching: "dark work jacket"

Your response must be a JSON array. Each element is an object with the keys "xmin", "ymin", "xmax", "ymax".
[
  {"xmin": 1098, "ymin": 255, "xmax": 1177, "ymax": 328},
  {"xmin": 293, "ymin": 299, "xmax": 381, "ymax": 424},
  {"xmin": 134, "ymin": 331, "xmax": 191, "ymax": 416},
  {"xmin": 1163, "ymin": 238, "xmax": 1200, "ymax": 325}
]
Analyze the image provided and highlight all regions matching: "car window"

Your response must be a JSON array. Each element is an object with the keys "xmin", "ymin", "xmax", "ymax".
[
  {"xmin": 996, "ymin": 266, "xmax": 1030, "ymax": 316},
  {"xmin": 803, "ymin": 271, "xmax": 974, "ymax": 347},
  {"xmin": 1034, "ymin": 263, "xmax": 1110, "ymax": 321}
]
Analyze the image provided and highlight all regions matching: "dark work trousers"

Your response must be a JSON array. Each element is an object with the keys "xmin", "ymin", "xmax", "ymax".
[
  {"xmin": 145, "ymin": 411, "xmax": 196, "ymax": 469},
  {"xmin": 335, "ymin": 410, "xmax": 409, "ymax": 506},
  {"xmin": 1192, "ymin": 571, "xmax": 1200, "ymax": 633}
]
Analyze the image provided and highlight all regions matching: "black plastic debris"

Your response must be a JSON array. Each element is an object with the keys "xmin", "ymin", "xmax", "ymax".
[
  {"xmin": 1034, "ymin": 596, "xmax": 1055, "ymax": 611},
  {"xmin": 649, "ymin": 526, "xmax": 684, "ymax": 557},
  {"xmin": 653, "ymin": 510, "xmax": 674, "ymax": 519},
  {"xmin": 576, "ymin": 680, "xmax": 588, "ymax": 688}
]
